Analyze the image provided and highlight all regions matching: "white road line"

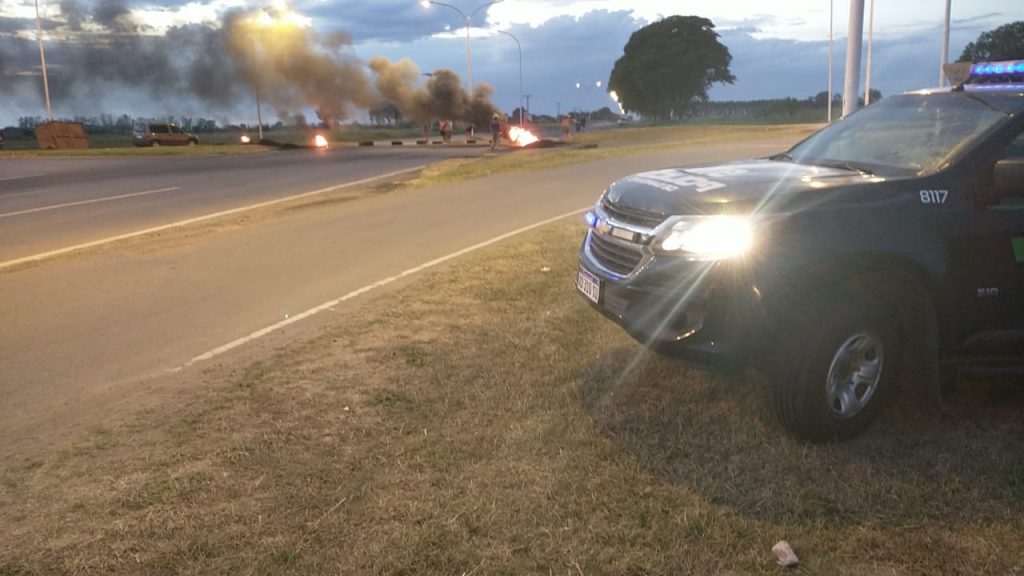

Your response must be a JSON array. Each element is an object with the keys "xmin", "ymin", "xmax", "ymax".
[
  {"xmin": 181, "ymin": 206, "xmax": 588, "ymax": 369},
  {"xmin": 0, "ymin": 187, "xmax": 180, "ymax": 219},
  {"xmin": 0, "ymin": 165, "xmax": 426, "ymax": 272},
  {"xmin": 0, "ymin": 174, "xmax": 43, "ymax": 183}
]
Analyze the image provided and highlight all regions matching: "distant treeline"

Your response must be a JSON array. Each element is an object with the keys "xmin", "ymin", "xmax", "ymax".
[
  {"xmin": 692, "ymin": 90, "xmax": 883, "ymax": 120},
  {"xmin": 6, "ymin": 92, "xmax": 883, "ymax": 136},
  {"xmin": 11, "ymin": 114, "xmax": 268, "ymax": 136}
]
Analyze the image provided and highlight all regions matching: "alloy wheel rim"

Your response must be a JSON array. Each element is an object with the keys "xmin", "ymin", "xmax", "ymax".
[{"xmin": 824, "ymin": 332, "xmax": 884, "ymax": 418}]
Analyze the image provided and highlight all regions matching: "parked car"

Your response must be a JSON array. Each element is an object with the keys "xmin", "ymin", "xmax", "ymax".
[
  {"xmin": 132, "ymin": 122, "xmax": 199, "ymax": 147},
  {"xmin": 577, "ymin": 60, "xmax": 1024, "ymax": 441}
]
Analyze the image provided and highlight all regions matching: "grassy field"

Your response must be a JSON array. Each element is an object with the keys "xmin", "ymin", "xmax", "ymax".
[
  {"xmin": 2, "ymin": 220, "xmax": 1022, "ymax": 575},
  {"xmin": 403, "ymin": 124, "xmax": 819, "ymax": 190}
]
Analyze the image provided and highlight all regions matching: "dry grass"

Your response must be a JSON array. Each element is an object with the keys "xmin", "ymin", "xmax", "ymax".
[
  {"xmin": 2, "ymin": 221, "xmax": 1023, "ymax": 575},
  {"xmin": 403, "ymin": 124, "xmax": 819, "ymax": 190}
]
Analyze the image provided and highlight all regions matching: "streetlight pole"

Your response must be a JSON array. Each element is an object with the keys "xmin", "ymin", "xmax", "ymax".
[
  {"xmin": 865, "ymin": 0, "xmax": 875, "ymax": 105},
  {"xmin": 251, "ymin": 33, "xmax": 264, "ymax": 142},
  {"xmin": 827, "ymin": 0, "xmax": 833, "ymax": 123},
  {"xmin": 251, "ymin": 11, "xmax": 274, "ymax": 142},
  {"xmin": 496, "ymin": 29, "xmax": 523, "ymax": 125},
  {"xmin": 842, "ymin": 0, "xmax": 866, "ymax": 118},
  {"xmin": 940, "ymin": 0, "xmax": 952, "ymax": 86},
  {"xmin": 422, "ymin": 0, "xmax": 504, "ymax": 98},
  {"xmin": 34, "ymin": 0, "xmax": 53, "ymax": 122}
]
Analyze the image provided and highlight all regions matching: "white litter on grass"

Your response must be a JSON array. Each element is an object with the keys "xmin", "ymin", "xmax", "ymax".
[
  {"xmin": 540, "ymin": 266, "xmax": 551, "ymax": 272},
  {"xmin": 772, "ymin": 541, "xmax": 799, "ymax": 567}
]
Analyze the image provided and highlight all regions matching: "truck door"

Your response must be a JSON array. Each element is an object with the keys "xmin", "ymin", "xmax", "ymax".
[{"xmin": 963, "ymin": 126, "xmax": 1024, "ymax": 352}]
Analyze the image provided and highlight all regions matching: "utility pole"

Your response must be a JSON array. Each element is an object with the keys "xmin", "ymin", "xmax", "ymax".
[
  {"xmin": 34, "ymin": 0, "xmax": 53, "ymax": 121},
  {"xmin": 523, "ymin": 94, "xmax": 532, "ymax": 120},
  {"xmin": 556, "ymin": 102, "xmax": 561, "ymax": 117},
  {"xmin": 940, "ymin": 0, "xmax": 952, "ymax": 86},
  {"xmin": 842, "ymin": 0, "xmax": 865, "ymax": 118},
  {"xmin": 865, "ymin": 0, "xmax": 875, "ymax": 105},
  {"xmin": 496, "ymin": 29, "xmax": 523, "ymax": 125},
  {"xmin": 828, "ymin": 0, "xmax": 833, "ymax": 123}
]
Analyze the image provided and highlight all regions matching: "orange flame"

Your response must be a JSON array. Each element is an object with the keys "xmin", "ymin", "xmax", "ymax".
[
  {"xmin": 508, "ymin": 126, "xmax": 539, "ymax": 147},
  {"xmin": 314, "ymin": 134, "xmax": 329, "ymax": 148}
]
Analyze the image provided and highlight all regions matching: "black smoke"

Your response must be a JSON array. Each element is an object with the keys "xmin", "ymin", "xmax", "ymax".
[{"xmin": 0, "ymin": 1, "xmax": 497, "ymax": 126}]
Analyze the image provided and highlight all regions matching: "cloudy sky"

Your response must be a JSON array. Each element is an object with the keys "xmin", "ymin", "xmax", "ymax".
[{"xmin": 0, "ymin": 0, "xmax": 1018, "ymax": 126}]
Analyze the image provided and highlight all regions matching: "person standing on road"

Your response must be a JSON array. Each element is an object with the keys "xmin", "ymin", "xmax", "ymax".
[
  {"xmin": 490, "ymin": 113, "xmax": 502, "ymax": 150},
  {"xmin": 561, "ymin": 114, "xmax": 572, "ymax": 140},
  {"xmin": 440, "ymin": 120, "xmax": 452, "ymax": 144}
]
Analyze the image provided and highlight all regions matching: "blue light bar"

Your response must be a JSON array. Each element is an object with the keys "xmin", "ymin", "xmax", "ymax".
[
  {"xmin": 584, "ymin": 211, "xmax": 598, "ymax": 227},
  {"xmin": 971, "ymin": 61, "xmax": 1024, "ymax": 76}
]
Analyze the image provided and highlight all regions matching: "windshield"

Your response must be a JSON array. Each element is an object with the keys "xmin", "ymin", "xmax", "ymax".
[{"xmin": 788, "ymin": 92, "xmax": 1010, "ymax": 176}]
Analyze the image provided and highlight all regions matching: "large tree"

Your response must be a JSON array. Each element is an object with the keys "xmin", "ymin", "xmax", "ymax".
[
  {"xmin": 608, "ymin": 15, "xmax": 735, "ymax": 120},
  {"xmin": 958, "ymin": 21, "xmax": 1024, "ymax": 62}
]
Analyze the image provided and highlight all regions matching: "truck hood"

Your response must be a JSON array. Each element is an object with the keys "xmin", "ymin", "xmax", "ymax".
[{"xmin": 605, "ymin": 159, "xmax": 881, "ymax": 216}]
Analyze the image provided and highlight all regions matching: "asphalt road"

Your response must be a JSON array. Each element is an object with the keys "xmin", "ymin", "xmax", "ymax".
[
  {"xmin": 0, "ymin": 136, "xmax": 802, "ymax": 453},
  {"xmin": 0, "ymin": 146, "xmax": 485, "ymax": 263}
]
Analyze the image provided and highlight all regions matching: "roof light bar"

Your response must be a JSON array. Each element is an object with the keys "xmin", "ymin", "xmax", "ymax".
[{"xmin": 971, "ymin": 61, "xmax": 1024, "ymax": 76}]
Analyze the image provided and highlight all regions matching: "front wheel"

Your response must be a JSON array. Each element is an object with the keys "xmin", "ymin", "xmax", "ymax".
[{"xmin": 772, "ymin": 296, "xmax": 901, "ymax": 442}]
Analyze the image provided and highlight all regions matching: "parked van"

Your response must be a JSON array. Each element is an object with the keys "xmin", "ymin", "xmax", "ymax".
[{"xmin": 132, "ymin": 122, "xmax": 199, "ymax": 147}]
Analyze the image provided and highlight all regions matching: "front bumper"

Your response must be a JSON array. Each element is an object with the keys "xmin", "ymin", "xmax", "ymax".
[{"xmin": 578, "ymin": 235, "xmax": 764, "ymax": 372}]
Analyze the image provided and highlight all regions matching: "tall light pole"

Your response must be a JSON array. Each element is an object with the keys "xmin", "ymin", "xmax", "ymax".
[
  {"xmin": 865, "ymin": 0, "xmax": 875, "ymax": 105},
  {"xmin": 34, "ymin": 0, "xmax": 53, "ymax": 122},
  {"xmin": 251, "ymin": 11, "xmax": 273, "ymax": 142},
  {"xmin": 842, "ymin": 0, "xmax": 865, "ymax": 118},
  {"xmin": 827, "ymin": 0, "xmax": 833, "ymax": 123},
  {"xmin": 421, "ymin": 0, "xmax": 504, "ymax": 98},
  {"xmin": 251, "ymin": 33, "xmax": 264, "ymax": 142},
  {"xmin": 496, "ymin": 29, "xmax": 523, "ymax": 125},
  {"xmin": 940, "ymin": 0, "xmax": 952, "ymax": 86}
]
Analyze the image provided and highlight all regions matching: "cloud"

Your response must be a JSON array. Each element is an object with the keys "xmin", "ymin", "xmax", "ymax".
[
  {"xmin": 362, "ymin": 9, "xmax": 642, "ymax": 115},
  {"xmin": 1, "ymin": 0, "xmax": 1018, "ymax": 126},
  {"xmin": 301, "ymin": 0, "xmax": 501, "ymax": 43},
  {"xmin": 711, "ymin": 17, "xmax": 1002, "ymax": 102}
]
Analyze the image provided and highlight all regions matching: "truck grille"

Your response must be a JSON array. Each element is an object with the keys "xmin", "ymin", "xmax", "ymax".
[
  {"xmin": 601, "ymin": 199, "xmax": 666, "ymax": 229},
  {"xmin": 589, "ymin": 232, "xmax": 644, "ymax": 275}
]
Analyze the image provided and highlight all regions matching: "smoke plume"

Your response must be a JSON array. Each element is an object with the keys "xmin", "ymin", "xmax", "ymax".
[
  {"xmin": 0, "ymin": 1, "xmax": 498, "ymax": 126},
  {"xmin": 370, "ymin": 57, "xmax": 496, "ymax": 127}
]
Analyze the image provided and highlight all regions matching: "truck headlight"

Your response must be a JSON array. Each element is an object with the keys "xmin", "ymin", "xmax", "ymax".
[{"xmin": 660, "ymin": 216, "xmax": 754, "ymax": 260}]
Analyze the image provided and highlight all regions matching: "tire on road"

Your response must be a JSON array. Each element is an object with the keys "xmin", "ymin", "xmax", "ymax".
[{"xmin": 772, "ymin": 294, "xmax": 902, "ymax": 442}]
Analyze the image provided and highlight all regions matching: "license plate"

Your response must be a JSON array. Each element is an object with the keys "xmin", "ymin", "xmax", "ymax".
[{"xmin": 576, "ymin": 267, "xmax": 601, "ymax": 304}]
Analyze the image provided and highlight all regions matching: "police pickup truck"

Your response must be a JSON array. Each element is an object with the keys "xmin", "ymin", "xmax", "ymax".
[{"xmin": 577, "ymin": 61, "xmax": 1024, "ymax": 441}]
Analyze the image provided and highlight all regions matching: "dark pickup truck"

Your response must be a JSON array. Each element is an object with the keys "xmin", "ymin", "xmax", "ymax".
[{"xmin": 578, "ymin": 61, "xmax": 1024, "ymax": 441}]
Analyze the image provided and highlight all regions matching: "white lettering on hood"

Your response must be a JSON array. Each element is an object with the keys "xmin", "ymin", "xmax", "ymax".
[{"xmin": 629, "ymin": 168, "xmax": 732, "ymax": 193}]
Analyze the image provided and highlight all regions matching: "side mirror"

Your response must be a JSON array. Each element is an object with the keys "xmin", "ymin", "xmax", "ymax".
[{"xmin": 994, "ymin": 158, "xmax": 1024, "ymax": 199}]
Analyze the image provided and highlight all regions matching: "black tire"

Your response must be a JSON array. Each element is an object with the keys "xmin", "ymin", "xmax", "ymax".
[{"xmin": 772, "ymin": 295, "xmax": 902, "ymax": 442}]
